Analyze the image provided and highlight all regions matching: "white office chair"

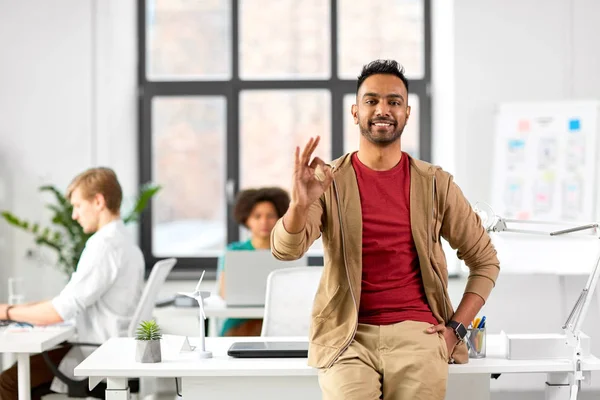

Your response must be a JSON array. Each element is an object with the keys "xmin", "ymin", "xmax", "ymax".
[
  {"xmin": 128, "ymin": 257, "xmax": 177, "ymax": 337},
  {"xmin": 261, "ymin": 267, "xmax": 323, "ymax": 337}
]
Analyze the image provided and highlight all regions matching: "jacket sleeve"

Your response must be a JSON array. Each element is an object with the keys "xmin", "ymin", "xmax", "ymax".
[
  {"xmin": 440, "ymin": 175, "xmax": 500, "ymax": 302},
  {"xmin": 271, "ymin": 199, "xmax": 324, "ymax": 261}
]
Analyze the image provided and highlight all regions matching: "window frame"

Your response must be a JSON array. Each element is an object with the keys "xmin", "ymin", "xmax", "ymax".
[{"xmin": 137, "ymin": 0, "xmax": 432, "ymax": 277}]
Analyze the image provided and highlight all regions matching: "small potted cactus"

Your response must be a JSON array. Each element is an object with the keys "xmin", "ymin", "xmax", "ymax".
[{"xmin": 135, "ymin": 320, "xmax": 162, "ymax": 363}]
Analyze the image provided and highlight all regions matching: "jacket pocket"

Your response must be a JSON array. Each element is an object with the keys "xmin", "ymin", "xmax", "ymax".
[
  {"xmin": 313, "ymin": 285, "xmax": 344, "ymax": 324},
  {"xmin": 310, "ymin": 285, "xmax": 353, "ymax": 352},
  {"xmin": 430, "ymin": 256, "xmax": 452, "ymax": 323}
]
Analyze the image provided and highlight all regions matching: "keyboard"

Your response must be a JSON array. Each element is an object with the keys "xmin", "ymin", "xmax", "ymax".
[{"xmin": 0, "ymin": 319, "xmax": 33, "ymax": 328}]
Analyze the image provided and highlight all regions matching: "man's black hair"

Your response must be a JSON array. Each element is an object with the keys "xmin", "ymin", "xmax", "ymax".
[{"xmin": 356, "ymin": 59, "xmax": 409, "ymax": 93}]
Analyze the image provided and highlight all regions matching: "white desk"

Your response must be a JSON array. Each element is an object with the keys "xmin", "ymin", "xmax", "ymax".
[
  {"xmin": 0, "ymin": 325, "xmax": 75, "ymax": 400},
  {"xmin": 154, "ymin": 296, "xmax": 264, "ymax": 337},
  {"xmin": 75, "ymin": 334, "xmax": 600, "ymax": 400}
]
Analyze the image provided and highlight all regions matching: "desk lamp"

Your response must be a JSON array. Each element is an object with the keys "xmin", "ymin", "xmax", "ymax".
[
  {"xmin": 474, "ymin": 202, "xmax": 600, "ymax": 400},
  {"xmin": 178, "ymin": 270, "xmax": 213, "ymax": 358}
]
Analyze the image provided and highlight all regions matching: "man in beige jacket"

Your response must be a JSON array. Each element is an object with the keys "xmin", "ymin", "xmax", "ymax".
[{"xmin": 271, "ymin": 59, "xmax": 500, "ymax": 400}]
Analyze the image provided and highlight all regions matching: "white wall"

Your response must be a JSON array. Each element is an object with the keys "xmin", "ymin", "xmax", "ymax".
[
  {"xmin": 431, "ymin": 0, "xmax": 455, "ymax": 175},
  {"xmin": 0, "ymin": 0, "xmax": 137, "ymax": 301},
  {"xmin": 438, "ymin": 0, "xmax": 600, "ymax": 396},
  {"xmin": 451, "ymin": 0, "xmax": 600, "ymax": 202}
]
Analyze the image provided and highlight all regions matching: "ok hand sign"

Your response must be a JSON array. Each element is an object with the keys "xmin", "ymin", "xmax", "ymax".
[{"xmin": 292, "ymin": 136, "xmax": 334, "ymax": 209}]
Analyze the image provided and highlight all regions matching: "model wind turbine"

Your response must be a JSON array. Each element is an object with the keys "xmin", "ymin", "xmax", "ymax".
[{"xmin": 178, "ymin": 270, "xmax": 213, "ymax": 358}]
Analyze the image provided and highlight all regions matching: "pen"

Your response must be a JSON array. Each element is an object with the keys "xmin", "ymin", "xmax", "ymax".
[
  {"xmin": 473, "ymin": 318, "xmax": 481, "ymax": 330},
  {"xmin": 477, "ymin": 316, "xmax": 486, "ymax": 329}
]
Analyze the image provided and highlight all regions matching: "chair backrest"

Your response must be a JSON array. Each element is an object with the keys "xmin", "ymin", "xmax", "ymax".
[
  {"xmin": 127, "ymin": 258, "xmax": 177, "ymax": 337},
  {"xmin": 261, "ymin": 266, "xmax": 323, "ymax": 337}
]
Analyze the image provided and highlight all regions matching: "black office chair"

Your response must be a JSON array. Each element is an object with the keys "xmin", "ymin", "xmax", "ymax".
[{"xmin": 31, "ymin": 342, "xmax": 140, "ymax": 399}]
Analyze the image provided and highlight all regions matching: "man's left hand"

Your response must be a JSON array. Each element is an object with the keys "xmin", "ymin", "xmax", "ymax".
[{"xmin": 426, "ymin": 323, "xmax": 459, "ymax": 356}]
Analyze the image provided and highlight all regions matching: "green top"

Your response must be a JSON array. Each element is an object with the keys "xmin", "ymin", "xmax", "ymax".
[{"xmin": 217, "ymin": 240, "xmax": 255, "ymax": 336}]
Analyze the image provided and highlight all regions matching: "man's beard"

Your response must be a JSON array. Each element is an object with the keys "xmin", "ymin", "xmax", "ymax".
[{"xmin": 358, "ymin": 119, "xmax": 405, "ymax": 146}]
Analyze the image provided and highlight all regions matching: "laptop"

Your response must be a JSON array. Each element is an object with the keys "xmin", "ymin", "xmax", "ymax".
[
  {"xmin": 223, "ymin": 250, "xmax": 307, "ymax": 307},
  {"xmin": 227, "ymin": 341, "xmax": 309, "ymax": 358}
]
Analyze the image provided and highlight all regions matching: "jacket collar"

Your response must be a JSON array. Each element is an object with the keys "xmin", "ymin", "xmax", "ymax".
[{"xmin": 330, "ymin": 151, "xmax": 439, "ymax": 178}]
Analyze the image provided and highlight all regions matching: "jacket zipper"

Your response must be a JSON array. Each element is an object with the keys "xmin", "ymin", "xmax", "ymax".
[
  {"xmin": 325, "ymin": 179, "xmax": 358, "ymax": 369},
  {"xmin": 431, "ymin": 175, "xmax": 449, "ymax": 323}
]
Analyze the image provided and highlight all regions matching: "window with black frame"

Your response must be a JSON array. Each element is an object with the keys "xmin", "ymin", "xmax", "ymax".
[{"xmin": 138, "ymin": 0, "xmax": 431, "ymax": 276}]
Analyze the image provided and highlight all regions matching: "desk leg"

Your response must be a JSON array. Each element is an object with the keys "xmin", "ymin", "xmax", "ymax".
[
  {"xmin": 182, "ymin": 376, "xmax": 321, "ymax": 399},
  {"xmin": 446, "ymin": 374, "xmax": 490, "ymax": 400},
  {"xmin": 16, "ymin": 353, "xmax": 31, "ymax": 400},
  {"xmin": 105, "ymin": 377, "xmax": 130, "ymax": 400},
  {"xmin": 545, "ymin": 373, "xmax": 571, "ymax": 400}
]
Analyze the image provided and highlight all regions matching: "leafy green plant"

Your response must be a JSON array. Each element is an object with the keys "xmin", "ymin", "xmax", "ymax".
[
  {"xmin": 0, "ymin": 182, "xmax": 161, "ymax": 277},
  {"xmin": 135, "ymin": 320, "xmax": 162, "ymax": 341}
]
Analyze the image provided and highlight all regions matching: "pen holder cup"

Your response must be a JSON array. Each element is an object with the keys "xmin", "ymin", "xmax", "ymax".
[{"xmin": 467, "ymin": 328, "xmax": 486, "ymax": 359}]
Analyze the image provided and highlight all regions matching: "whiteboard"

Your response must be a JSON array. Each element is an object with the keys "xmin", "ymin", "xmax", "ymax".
[
  {"xmin": 488, "ymin": 101, "xmax": 600, "ymax": 275},
  {"xmin": 492, "ymin": 101, "xmax": 600, "ymax": 222}
]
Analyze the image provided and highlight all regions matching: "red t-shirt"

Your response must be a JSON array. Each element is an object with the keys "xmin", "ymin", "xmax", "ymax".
[{"xmin": 352, "ymin": 152, "xmax": 437, "ymax": 326}]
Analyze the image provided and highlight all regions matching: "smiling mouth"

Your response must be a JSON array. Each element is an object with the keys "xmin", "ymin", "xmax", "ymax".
[{"xmin": 370, "ymin": 121, "xmax": 395, "ymax": 128}]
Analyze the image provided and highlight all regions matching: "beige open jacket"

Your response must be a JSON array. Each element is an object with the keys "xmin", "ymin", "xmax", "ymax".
[{"xmin": 271, "ymin": 152, "xmax": 500, "ymax": 368}]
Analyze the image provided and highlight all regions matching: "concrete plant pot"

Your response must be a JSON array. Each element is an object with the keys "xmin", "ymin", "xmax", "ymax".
[{"xmin": 135, "ymin": 339, "xmax": 162, "ymax": 363}]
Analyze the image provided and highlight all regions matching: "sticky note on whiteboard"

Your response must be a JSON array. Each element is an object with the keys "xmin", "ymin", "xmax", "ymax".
[{"xmin": 569, "ymin": 118, "xmax": 581, "ymax": 131}]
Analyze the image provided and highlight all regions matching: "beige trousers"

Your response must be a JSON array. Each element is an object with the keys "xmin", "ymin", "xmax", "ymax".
[{"xmin": 319, "ymin": 321, "xmax": 449, "ymax": 400}]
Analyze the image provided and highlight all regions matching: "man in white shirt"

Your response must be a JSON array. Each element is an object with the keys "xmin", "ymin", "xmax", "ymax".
[{"xmin": 0, "ymin": 167, "xmax": 145, "ymax": 399}]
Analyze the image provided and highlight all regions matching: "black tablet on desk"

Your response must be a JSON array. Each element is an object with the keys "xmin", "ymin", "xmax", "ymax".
[{"xmin": 228, "ymin": 341, "xmax": 309, "ymax": 358}]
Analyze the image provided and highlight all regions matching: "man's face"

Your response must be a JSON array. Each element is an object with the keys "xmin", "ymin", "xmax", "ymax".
[
  {"xmin": 352, "ymin": 74, "xmax": 411, "ymax": 146},
  {"xmin": 70, "ymin": 187, "xmax": 102, "ymax": 234}
]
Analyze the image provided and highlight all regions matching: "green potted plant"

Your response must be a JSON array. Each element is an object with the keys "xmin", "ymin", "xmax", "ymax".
[
  {"xmin": 0, "ymin": 182, "xmax": 161, "ymax": 277},
  {"xmin": 135, "ymin": 320, "xmax": 162, "ymax": 363}
]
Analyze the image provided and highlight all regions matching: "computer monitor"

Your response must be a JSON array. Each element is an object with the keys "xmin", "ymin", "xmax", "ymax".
[{"xmin": 223, "ymin": 250, "xmax": 307, "ymax": 307}]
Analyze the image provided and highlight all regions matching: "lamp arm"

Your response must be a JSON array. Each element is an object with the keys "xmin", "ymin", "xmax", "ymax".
[
  {"xmin": 493, "ymin": 218, "xmax": 599, "ymax": 236},
  {"xmin": 564, "ymin": 243, "xmax": 600, "ymax": 337},
  {"xmin": 551, "ymin": 224, "xmax": 599, "ymax": 236}
]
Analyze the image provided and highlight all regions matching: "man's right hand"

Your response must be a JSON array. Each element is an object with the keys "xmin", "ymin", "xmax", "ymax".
[
  {"xmin": 292, "ymin": 136, "xmax": 334, "ymax": 210},
  {"xmin": 281, "ymin": 136, "xmax": 334, "ymax": 235}
]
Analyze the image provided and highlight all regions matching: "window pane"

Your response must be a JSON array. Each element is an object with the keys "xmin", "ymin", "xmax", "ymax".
[
  {"xmin": 146, "ymin": 0, "xmax": 231, "ymax": 80},
  {"xmin": 240, "ymin": 90, "xmax": 331, "ymax": 190},
  {"xmin": 240, "ymin": 90, "xmax": 330, "ymax": 256},
  {"xmin": 239, "ymin": 0, "xmax": 330, "ymax": 79},
  {"xmin": 151, "ymin": 97, "xmax": 227, "ymax": 257},
  {"xmin": 337, "ymin": 0, "xmax": 424, "ymax": 79},
  {"xmin": 343, "ymin": 93, "xmax": 420, "ymax": 157}
]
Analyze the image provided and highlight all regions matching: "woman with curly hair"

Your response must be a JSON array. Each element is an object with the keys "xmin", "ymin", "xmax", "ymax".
[{"xmin": 217, "ymin": 186, "xmax": 290, "ymax": 336}]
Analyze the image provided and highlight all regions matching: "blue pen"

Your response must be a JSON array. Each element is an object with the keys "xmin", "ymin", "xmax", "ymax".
[{"xmin": 477, "ymin": 316, "xmax": 486, "ymax": 329}]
